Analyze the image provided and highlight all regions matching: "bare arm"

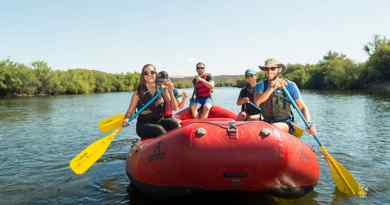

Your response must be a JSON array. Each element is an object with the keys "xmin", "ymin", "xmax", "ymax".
[
  {"xmin": 123, "ymin": 93, "xmax": 139, "ymax": 126},
  {"xmin": 296, "ymin": 99, "xmax": 311, "ymax": 122},
  {"xmin": 254, "ymin": 79, "xmax": 285, "ymax": 106},
  {"xmin": 166, "ymin": 88, "xmax": 179, "ymax": 111},
  {"xmin": 236, "ymin": 97, "xmax": 250, "ymax": 106},
  {"xmin": 177, "ymin": 92, "xmax": 188, "ymax": 109},
  {"xmin": 254, "ymin": 87, "xmax": 275, "ymax": 106},
  {"xmin": 162, "ymin": 81, "xmax": 179, "ymax": 111},
  {"xmin": 125, "ymin": 93, "xmax": 139, "ymax": 118},
  {"xmin": 296, "ymin": 99, "xmax": 317, "ymax": 135},
  {"xmin": 196, "ymin": 77, "xmax": 214, "ymax": 89}
]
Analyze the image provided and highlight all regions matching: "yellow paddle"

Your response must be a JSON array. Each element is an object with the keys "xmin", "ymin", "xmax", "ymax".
[
  {"xmin": 282, "ymin": 87, "xmax": 367, "ymax": 197},
  {"xmin": 69, "ymin": 88, "xmax": 164, "ymax": 175},
  {"xmin": 290, "ymin": 121, "xmax": 304, "ymax": 138},
  {"xmin": 99, "ymin": 113, "xmax": 125, "ymax": 133},
  {"xmin": 70, "ymin": 128, "xmax": 122, "ymax": 175}
]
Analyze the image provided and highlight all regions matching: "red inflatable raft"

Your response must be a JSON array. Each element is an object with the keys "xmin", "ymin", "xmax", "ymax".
[{"xmin": 126, "ymin": 105, "xmax": 320, "ymax": 198}]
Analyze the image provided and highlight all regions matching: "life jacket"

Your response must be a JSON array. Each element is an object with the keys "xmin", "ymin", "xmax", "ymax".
[
  {"xmin": 137, "ymin": 89, "xmax": 164, "ymax": 123},
  {"xmin": 260, "ymin": 80, "xmax": 293, "ymax": 122},
  {"xmin": 194, "ymin": 74, "xmax": 212, "ymax": 98},
  {"xmin": 240, "ymin": 85, "xmax": 260, "ymax": 115}
]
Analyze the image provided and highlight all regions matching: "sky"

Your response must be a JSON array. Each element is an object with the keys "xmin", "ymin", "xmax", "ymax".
[{"xmin": 1, "ymin": 0, "xmax": 390, "ymax": 76}]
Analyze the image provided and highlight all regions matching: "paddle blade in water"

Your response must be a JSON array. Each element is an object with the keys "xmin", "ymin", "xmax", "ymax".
[
  {"xmin": 320, "ymin": 146, "xmax": 367, "ymax": 197},
  {"xmin": 69, "ymin": 128, "xmax": 122, "ymax": 175},
  {"xmin": 99, "ymin": 113, "xmax": 124, "ymax": 133}
]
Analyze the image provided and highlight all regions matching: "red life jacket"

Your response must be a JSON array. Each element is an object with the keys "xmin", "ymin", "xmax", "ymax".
[
  {"xmin": 163, "ymin": 96, "xmax": 173, "ymax": 118},
  {"xmin": 195, "ymin": 74, "xmax": 212, "ymax": 98}
]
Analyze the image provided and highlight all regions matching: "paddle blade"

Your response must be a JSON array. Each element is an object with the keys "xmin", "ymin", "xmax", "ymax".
[
  {"xmin": 70, "ymin": 128, "xmax": 122, "ymax": 175},
  {"xmin": 99, "ymin": 113, "xmax": 124, "ymax": 133},
  {"xmin": 291, "ymin": 123, "xmax": 304, "ymax": 138},
  {"xmin": 320, "ymin": 146, "xmax": 367, "ymax": 197}
]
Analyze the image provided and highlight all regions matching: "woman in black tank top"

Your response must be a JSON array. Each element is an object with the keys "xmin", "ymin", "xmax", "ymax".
[{"xmin": 123, "ymin": 64, "xmax": 180, "ymax": 139}]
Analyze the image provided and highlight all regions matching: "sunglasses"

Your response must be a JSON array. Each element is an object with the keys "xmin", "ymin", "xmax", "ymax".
[
  {"xmin": 196, "ymin": 67, "xmax": 205, "ymax": 70},
  {"xmin": 263, "ymin": 66, "xmax": 280, "ymax": 71},
  {"xmin": 245, "ymin": 74, "xmax": 255, "ymax": 78},
  {"xmin": 143, "ymin": 71, "xmax": 156, "ymax": 76}
]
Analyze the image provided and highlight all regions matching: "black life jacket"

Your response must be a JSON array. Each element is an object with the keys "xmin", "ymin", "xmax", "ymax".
[
  {"xmin": 137, "ymin": 89, "xmax": 164, "ymax": 123},
  {"xmin": 240, "ymin": 85, "xmax": 260, "ymax": 115}
]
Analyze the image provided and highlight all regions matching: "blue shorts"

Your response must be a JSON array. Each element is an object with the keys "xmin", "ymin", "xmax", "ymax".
[{"xmin": 190, "ymin": 97, "xmax": 213, "ymax": 108}]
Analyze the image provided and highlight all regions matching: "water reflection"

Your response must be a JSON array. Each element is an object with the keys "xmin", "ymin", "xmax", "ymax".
[
  {"xmin": 125, "ymin": 187, "xmax": 376, "ymax": 205},
  {"xmin": 1, "ymin": 89, "xmax": 390, "ymax": 204},
  {"xmin": 127, "ymin": 188, "xmax": 278, "ymax": 205},
  {"xmin": 126, "ymin": 187, "xmax": 339, "ymax": 205}
]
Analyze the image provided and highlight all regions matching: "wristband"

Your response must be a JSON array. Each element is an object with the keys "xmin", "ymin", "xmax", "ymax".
[{"xmin": 307, "ymin": 121, "xmax": 313, "ymax": 129}]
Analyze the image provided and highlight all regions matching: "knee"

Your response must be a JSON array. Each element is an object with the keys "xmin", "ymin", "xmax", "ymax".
[
  {"xmin": 272, "ymin": 122, "xmax": 289, "ymax": 133},
  {"xmin": 154, "ymin": 125, "xmax": 167, "ymax": 134},
  {"xmin": 238, "ymin": 112, "xmax": 247, "ymax": 121},
  {"xmin": 202, "ymin": 106, "xmax": 211, "ymax": 112},
  {"xmin": 191, "ymin": 104, "xmax": 198, "ymax": 111},
  {"xmin": 165, "ymin": 119, "xmax": 180, "ymax": 130},
  {"xmin": 139, "ymin": 124, "xmax": 167, "ymax": 138}
]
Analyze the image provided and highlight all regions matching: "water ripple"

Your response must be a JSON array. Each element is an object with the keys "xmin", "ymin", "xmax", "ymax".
[{"xmin": 1, "ymin": 90, "xmax": 390, "ymax": 205}]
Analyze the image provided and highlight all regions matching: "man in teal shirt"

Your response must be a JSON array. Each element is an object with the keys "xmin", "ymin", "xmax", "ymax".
[{"xmin": 255, "ymin": 58, "xmax": 317, "ymax": 136}]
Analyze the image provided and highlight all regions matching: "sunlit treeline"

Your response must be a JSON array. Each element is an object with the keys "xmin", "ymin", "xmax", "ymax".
[
  {"xmin": 0, "ymin": 60, "xmax": 140, "ymax": 96},
  {"xmin": 242, "ymin": 35, "xmax": 390, "ymax": 90},
  {"xmin": 1, "ymin": 35, "xmax": 389, "ymax": 96}
]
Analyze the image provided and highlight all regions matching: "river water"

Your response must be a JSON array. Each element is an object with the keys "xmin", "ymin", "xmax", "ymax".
[{"xmin": 0, "ymin": 87, "xmax": 389, "ymax": 205}]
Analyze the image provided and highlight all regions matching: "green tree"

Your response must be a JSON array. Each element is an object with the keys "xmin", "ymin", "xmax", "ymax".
[
  {"xmin": 306, "ymin": 51, "xmax": 359, "ymax": 90},
  {"xmin": 364, "ymin": 35, "xmax": 390, "ymax": 80},
  {"xmin": 47, "ymin": 71, "xmax": 66, "ymax": 95},
  {"xmin": 16, "ymin": 64, "xmax": 39, "ymax": 95},
  {"xmin": 32, "ymin": 61, "xmax": 52, "ymax": 95},
  {"xmin": 0, "ymin": 59, "xmax": 142, "ymax": 96},
  {"xmin": 284, "ymin": 64, "xmax": 311, "ymax": 88}
]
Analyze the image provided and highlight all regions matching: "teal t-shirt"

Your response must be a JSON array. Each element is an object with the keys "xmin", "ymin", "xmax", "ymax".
[{"xmin": 255, "ymin": 79, "xmax": 301, "ymax": 100}]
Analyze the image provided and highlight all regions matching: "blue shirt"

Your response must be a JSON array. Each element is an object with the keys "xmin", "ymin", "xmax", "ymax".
[
  {"xmin": 255, "ymin": 79, "xmax": 301, "ymax": 100},
  {"xmin": 173, "ymin": 88, "xmax": 181, "ymax": 99}
]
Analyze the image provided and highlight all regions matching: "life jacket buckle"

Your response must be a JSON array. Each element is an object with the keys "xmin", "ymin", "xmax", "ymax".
[{"xmin": 227, "ymin": 121, "xmax": 238, "ymax": 139}]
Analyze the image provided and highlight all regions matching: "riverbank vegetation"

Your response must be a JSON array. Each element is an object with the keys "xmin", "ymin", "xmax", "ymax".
[
  {"xmin": 173, "ymin": 35, "xmax": 390, "ymax": 91},
  {"xmin": 0, "ymin": 61, "xmax": 139, "ymax": 96},
  {"xmin": 263, "ymin": 35, "xmax": 389, "ymax": 91},
  {"xmin": 1, "ymin": 35, "xmax": 389, "ymax": 97}
]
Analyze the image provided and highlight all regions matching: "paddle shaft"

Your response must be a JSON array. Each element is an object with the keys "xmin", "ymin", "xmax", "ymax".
[
  {"xmin": 281, "ymin": 88, "xmax": 322, "ymax": 145},
  {"xmin": 69, "ymin": 88, "xmax": 165, "ymax": 175},
  {"xmin": 245, "ymin": 102, "xmax": 259, "ymax": 112},
  {"xmin": 283, "ymin": 87, "xmax": 368, "ymax": 196},
  {"xmin": 126, "ymin": 88, "xmax": 164, "ymax": 123}
]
